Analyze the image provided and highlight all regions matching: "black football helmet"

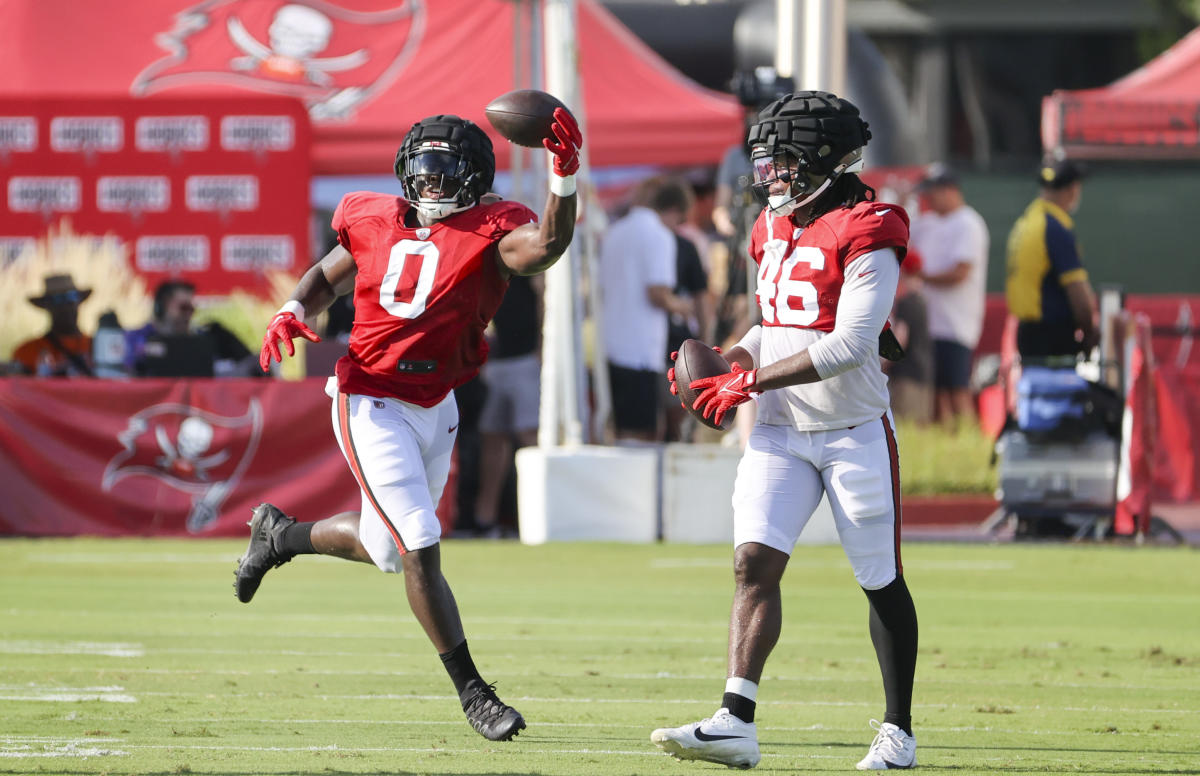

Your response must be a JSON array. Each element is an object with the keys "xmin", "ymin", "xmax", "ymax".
[
  {"xmin": 395, "ymin": 115, "xmax": 495, "ymax": 220},
  {"xmin": 746, "ymin": 91, "xmax": 871, "ymax": 216}
]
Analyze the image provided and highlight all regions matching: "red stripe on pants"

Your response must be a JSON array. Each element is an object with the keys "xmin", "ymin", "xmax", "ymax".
[
  {"xmin": 338, "ymin": 392, "xmax": 408, "ymax": 554},
  {"xmin": 881, "ymin": 414, "xmax": 903, "ymax": 575}
]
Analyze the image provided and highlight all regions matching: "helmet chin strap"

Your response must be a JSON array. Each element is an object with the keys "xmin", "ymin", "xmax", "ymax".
[
  {"xmin": 767, "ymin": 175, "xmax": 834, "ymax": 217},
  {"xmin": 414, "ymin": 197, "xmax": 475, "ymax": 222}
]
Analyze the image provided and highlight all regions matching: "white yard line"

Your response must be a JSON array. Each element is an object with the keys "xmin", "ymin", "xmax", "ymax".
[
  {"xmin": 0, "ymin": 640, "xmax": 143, "ymax": 657},
  {"xmin": 5, "ymin": 664, "xmax": 1192, "ymax": 693},
  {"xmin": 0, "ymin": 685, "xmax": 136, "ymax": 702},
  {"xmin": 46, "ymin": 719, "xmax": 1193, "ymax": 738}
]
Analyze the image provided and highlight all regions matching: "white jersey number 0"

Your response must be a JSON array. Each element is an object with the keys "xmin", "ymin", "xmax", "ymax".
[{"xmin": 380, "ymin": 239, "xmax": 440, "ymax": 319}]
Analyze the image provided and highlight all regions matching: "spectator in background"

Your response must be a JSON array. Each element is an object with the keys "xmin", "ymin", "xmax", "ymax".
[
  {"xmin": 662, "ymin": 180, "xmax": 715, "ymax": 442},
  {"xmin": 910, "ymin": 164, "xmax": 989, "ymax": 427},
  {"xmin": 886, "ymin": 251, "xmax": 934, "ymax": 425},
  {"xmin": 712, "ymin": 115, "xmax": 759, "ymax": 350},
  {"xmin": 11, "ymin": 273, "xmax": 93, "ymax": 377},
  {"xmin": 126, "ymin": 280, "xmax": 258, "ymax": 377},
  {"xmin": 599, "ymin": 176, "xmax": 692, "ymax": 442},
  {"xmin": 1005, "ymin": 156, "xmax": 1098, "ymax": 359},
  {"xmin": 473, "ymin": 274, "xmax": 542, "ymax": 537}
]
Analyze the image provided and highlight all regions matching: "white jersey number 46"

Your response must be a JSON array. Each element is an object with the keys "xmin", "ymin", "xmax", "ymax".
[{"xmin": 758, "ymin": 244, "xmax": 824, "ymax": 326}]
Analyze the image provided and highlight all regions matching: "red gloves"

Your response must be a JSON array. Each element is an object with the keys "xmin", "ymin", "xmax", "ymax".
[
  {"xmin": 689, "ymin": 363, "xmax": 759, "ymax": 427},
  {"xmin": 259, "ymin": 311, "xmax": 320, "ymax": 372},
  {"xmin": 543, "ymin": 107, "xmax": 582, "ymax": 177}
]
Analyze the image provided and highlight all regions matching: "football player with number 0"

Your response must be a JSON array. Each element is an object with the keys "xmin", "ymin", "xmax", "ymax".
[
  {"xmin": 653, "ymin": 92, "xmax": 920, "ymax": 770},
  {"xmin": 239, "ymin": 108, "xmax": 582, "ymax": 743}
]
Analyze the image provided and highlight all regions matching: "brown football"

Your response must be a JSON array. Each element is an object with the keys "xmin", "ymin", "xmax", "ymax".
[
  {"xmin": 674, "ymin": 339, "xmax": 735, "ymax": 431},
  {"xmin": 484, "ymin": 89, "xmax": 569, "ymax": 148}
]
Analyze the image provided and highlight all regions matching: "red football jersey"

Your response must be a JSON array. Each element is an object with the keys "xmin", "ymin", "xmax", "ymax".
[
  {"xmin": 748, "ymin": 200, "xmax": 909, "ymax": 332},
  {"xmin": 331, "ymin": 192, "xmax": 537, "ymax": 406}
]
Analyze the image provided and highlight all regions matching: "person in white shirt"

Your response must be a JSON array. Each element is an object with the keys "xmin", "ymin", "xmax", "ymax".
[
  {"xmin": 909, "ymin": 163, "xmax": 990, "ymax": 426},
  {"xmin": 599, "ymin": 177, "xmax": 694, "ymax": 441},
  {"xmin": 652, "ymin": 91, "xmax": 919, "ymax": 772}
]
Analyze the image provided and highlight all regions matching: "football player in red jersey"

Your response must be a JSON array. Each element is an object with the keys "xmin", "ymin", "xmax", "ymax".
[
  {"xmin": 236, "ymin": 110, "xmax": 582, "ymax": 742},
  {"xmin": 652, "ymin": 92, "xmax": 919, "ymax": 771}
]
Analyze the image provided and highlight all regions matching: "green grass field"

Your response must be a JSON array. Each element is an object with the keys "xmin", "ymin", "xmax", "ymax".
[{"xmin": 1, "ymin": 538, "xmax": 1197, "ymax": 775}]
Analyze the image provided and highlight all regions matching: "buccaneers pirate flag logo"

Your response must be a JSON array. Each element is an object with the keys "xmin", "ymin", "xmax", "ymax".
[
  {"xmin": 131, "ymin": 0, "xmax": 424, "ymax": 119},
  {"xmin": 103, "ymin": 400, "xmax": 264, "ymax": 533}
]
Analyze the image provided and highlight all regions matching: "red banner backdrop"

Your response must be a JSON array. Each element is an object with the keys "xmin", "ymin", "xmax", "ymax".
[
  {"xmin": 0, "ymin": 95, "xmax": 310, "ymax": 297},
  {"xmin": 0, "ymin": 377, "xmax": 360, "ymax": 537}
]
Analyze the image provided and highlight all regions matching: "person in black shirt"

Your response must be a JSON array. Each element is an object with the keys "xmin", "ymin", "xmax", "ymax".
[
  {"xmin": 665, "ymin": 229, "xmax": 713, "ymax": 441},
  {"xmin": 473, "ymin": 274, "xmax": 542, "ymax": 537}
]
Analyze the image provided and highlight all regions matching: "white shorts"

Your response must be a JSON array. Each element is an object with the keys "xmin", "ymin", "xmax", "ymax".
[
  {"xmin": 327, "ymin": 380, "xmax": 458, "ymax": 573},
  {"xmin": 478, "ymin": 353, "xmax": 541, "ymax": 434},
  {"xmin": 732, "ymin": 414, "xmax": 903, "ymax": 590}
]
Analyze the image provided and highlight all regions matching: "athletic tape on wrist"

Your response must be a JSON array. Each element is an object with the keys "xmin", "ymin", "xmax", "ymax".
[
  {"xmin": 278, "ymin": 299, "xmax": 305, "ymax": 324},
  {"xmin": 550, "ymin": 174, "xmax": 576, "ymax": 197}
]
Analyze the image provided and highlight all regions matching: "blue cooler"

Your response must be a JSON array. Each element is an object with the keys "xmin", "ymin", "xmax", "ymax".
[{"xmin": 1016, "ymin": 367, "xmax": 1090, "ymax": 436}]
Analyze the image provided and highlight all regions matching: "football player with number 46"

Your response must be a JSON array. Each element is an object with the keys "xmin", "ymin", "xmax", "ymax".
[
  {"xmin": 653, "ymin": 92, "xmax": 919, "ymax": 770},
  {"xmin": 239, "ymin": 109, "xmax": 581, "ymax": 743}
]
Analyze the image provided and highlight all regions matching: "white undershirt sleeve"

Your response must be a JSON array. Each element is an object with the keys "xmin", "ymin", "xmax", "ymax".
[
  {"xmin": 733, "ymin": 324, "xmax": 762, "ymax": 366},
  {"xmin": 806, "ymin": 248, "xmax": 900, "ymax": 380}
]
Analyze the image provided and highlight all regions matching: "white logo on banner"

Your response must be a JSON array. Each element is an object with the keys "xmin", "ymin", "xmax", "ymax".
[
  {"xmin": 135, "ymin": 116, "xmax": 209, "ymax": 152},
  {"xmin": 185, "ymin": 175, "xmax": 258, "ymax": 212},
  {"xmin": 97, "ymin": 177, "xmax": 171, "ymax": 213},
  {"xmin": 220, "ymin": 116, "xmax": 294, "ymax": 151},
  {"xmin": 220, "ymin": 235, "xmax": 294, "ymax": 271},
  {"xmin": 102, "ymin": 400, "xmax": 264, "ymax": 534},
  {"xmin": 0, "ymin": 118, "xmax": 37, "ymax": 154},
  {"xmin": 135, "ymin": 236, "xmax": 210, "ymax": 271},
  {"xmin": 7, "ymin": 177, "xmax": 82, "ymax": 213},
  {"xmin": 0, "ymin": 237, "xmax": 35, "ymax": 265},
  {"xmin": 49, "ymin": 117, "xmax": 124, "ymax": 153}
]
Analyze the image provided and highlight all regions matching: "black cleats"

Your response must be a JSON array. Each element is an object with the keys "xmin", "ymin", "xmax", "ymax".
[
  {"xmin": 234, "ymin": 503, "xmax": 295, "ymax": 603},
  {"xmin": 461, "ymin": 682, "xmax": 526, "ymax": 741}
]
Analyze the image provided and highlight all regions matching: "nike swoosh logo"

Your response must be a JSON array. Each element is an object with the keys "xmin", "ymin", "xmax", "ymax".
[
  {"xmin": 694, "ymin": 729, "xmax": 746, "ymax": 742},
  {"xmin": 858, "ymin": 269, "xmax": 877, "ymax": 278},
  {"xmin": 448, "ymin": 424, "xmax": 460, "ymax": 433},
  {"xmin": 875, "ymin": 208, "xmax": 892, "ymax": 216}
]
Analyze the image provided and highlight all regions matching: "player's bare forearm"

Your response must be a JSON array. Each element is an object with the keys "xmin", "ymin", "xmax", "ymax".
[
  {"xmin": 289, "ymin": 244, "xmax": 357, "ymax": 317},
  {"xmin": 753, "ymin": 349, "xmax": 822, "ymax": 391},
  {"xmin": 498, "ymin": 193, "xmax": 577, "ymax": 276},
  {"xmin": 725, "ymin": 347, "xmax": 756, "ymax": 372}
]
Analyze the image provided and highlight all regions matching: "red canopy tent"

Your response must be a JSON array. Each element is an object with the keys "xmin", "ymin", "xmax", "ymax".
[
  {"xmin": 1042, "ymin": 25, "xmax": 1200, "ymax": 159},
  {"xmin": 0, "ymin": 0, "xmax": 742, "ymax": 173}
]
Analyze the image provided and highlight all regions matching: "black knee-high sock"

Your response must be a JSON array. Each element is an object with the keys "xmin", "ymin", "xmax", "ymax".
[
  {"xmin": 439, "ymin": 640, "xmax": 485, "ymax": 702},
  {"xmin": 278, "ymin": 521, "xmax": 316, "ymax": 556},
  {"xmin": 863, "ymin": 576, "xmax": 918, "ymax": 736}
]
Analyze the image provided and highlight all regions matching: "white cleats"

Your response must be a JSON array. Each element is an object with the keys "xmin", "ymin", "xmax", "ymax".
[
  {"xmin": 856, "ymin": 719, "xmax": 917, "ymax": 770},
  {"xmin": 650, "ymin": 708, "xmax": 760, "ymax": 769}
]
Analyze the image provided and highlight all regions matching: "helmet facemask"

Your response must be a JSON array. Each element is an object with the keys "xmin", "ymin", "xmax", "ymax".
[
  {"xmin": 751, "ymin": 146, "xmax": 864, "ymax": 217},
  {"xmin": 399, "ymin": 141, "xmax": 482, "ymax": 221}
]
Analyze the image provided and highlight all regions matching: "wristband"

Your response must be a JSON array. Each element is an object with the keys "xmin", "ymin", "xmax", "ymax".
[
  {"xmin": 278, "ymin": 300, "xmax": 305, "ymax": 324},
  {"xmin": 550, "ymin": 174, "xmax": 576, "ymax": 197}
]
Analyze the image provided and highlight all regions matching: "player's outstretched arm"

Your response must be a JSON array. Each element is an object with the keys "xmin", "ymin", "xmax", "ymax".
[
  {"xmin": 259, "ymin": 244, "xmax": 357, "ymax": 372},
  {"xmin": 497, "ymin": 107, "xmax": 581, "ymax": 276}
]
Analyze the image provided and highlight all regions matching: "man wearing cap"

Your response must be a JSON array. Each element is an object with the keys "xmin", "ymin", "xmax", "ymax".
[
  {"xmin": 11, "ymin": 274, "xmax": 94, "ymax": 377},
  {"xmin": 909, "ymin": 163, "xmax": 990, "ymax": 426},
  {"xmin": 1005, "ymin": 156, "xmax": 1098, "ymax": 358}
]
